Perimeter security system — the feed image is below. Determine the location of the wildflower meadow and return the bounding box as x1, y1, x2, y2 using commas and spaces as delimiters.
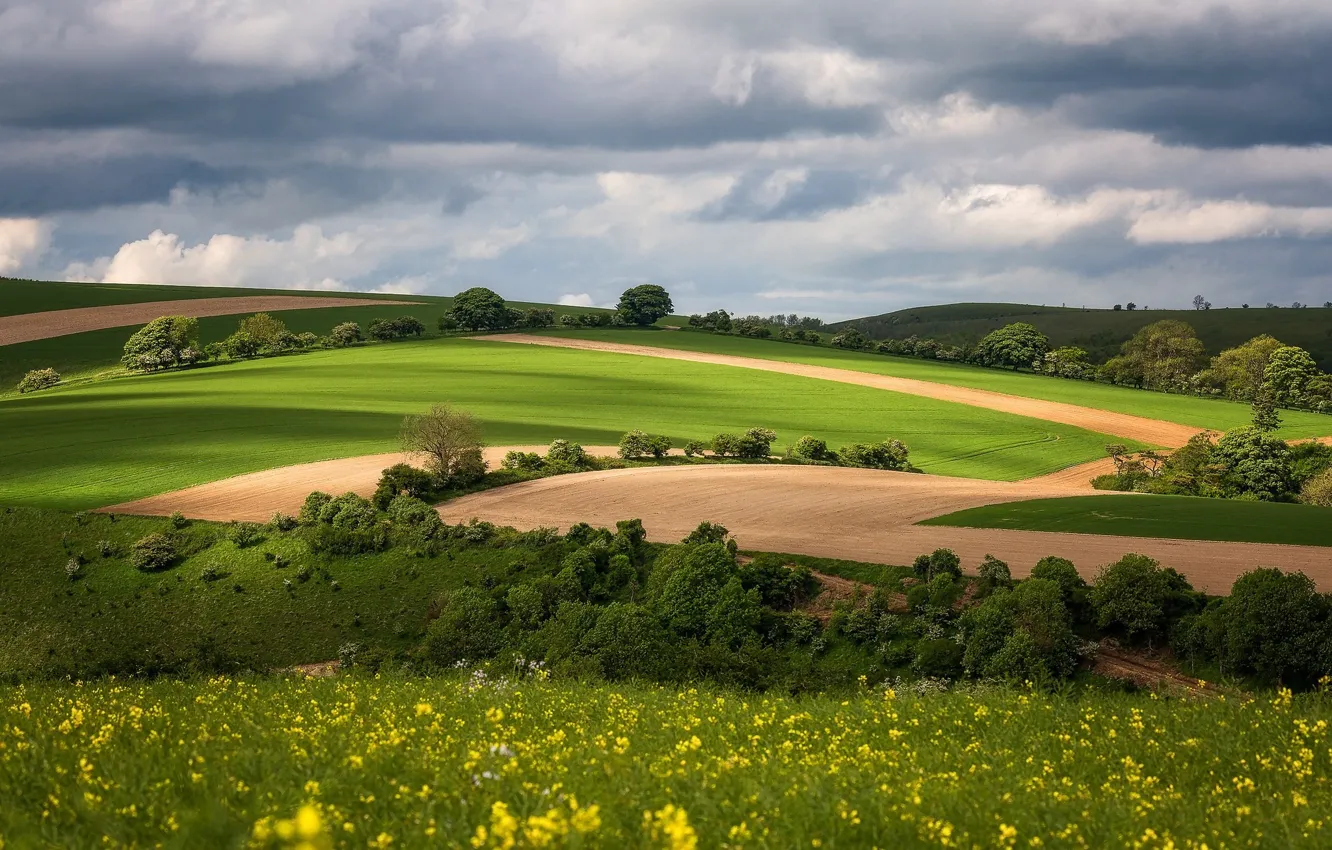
1, 673, 1328, 848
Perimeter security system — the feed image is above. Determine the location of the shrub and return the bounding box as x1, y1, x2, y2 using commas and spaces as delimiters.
961, 579, 1077, 682
830, 328, 868, 350
65, 558, 82, 581
121, 316, 201, 372
976, 554, 1012, 593
521, 308, 555, 328
837, 440, 911, 470
711, 433, 742, 457
1030, 556, 1089, 620
169, 511, 189, 530
97, 540, 114, 558
269, 512, 298, 532
619, 430, 673, 460
557, 314, 579, 327
682, 521, 731, 546
229, 522, 264, 548
298, 491, 333, 525
501, 451, 545, 472
788, 435, 831, 462
369, 316, 426, 341
545, 439, 589, 468
683, 440, 709, 457
372, 463, 439, 509
236, 313, 288, 350
317, 492, 378, 529
425, 588, 501, 665
912, 548, 961, 582
17, 367, 61, 393
330, 322, 363, 346
130, 533, 177, 572
1299, 468, 1332, 507
200, 566, 222, 582
913, 638, 963, 678
1090, 554, 1202, 644
737, 427, 777, 458
1195, 568, 1332, 686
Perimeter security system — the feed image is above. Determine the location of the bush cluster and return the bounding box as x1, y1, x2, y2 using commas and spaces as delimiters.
17, 367, 61, 394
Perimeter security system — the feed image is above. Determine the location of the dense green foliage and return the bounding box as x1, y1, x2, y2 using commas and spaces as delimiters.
614, 284, 674, 326
120, 315, 203, 371
971, 322, 1051, 369
15, 367, 59, 393
923, 494, 1332, 547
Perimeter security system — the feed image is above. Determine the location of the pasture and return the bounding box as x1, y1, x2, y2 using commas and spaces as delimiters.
542, 327, 1332, 440
0, 338, 1124, 510
922, 494, 1332, 547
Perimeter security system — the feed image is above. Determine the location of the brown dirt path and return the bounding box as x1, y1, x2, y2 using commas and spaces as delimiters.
99, 446, 626, 522
0, 296, 421, 346
480, 334, 1201, 448
436, 463, 1332, 592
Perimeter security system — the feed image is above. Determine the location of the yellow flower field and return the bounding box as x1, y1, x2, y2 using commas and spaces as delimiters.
1, 675, 1328, 847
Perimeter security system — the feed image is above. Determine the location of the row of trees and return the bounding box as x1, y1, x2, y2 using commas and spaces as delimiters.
441, 284, 674, 331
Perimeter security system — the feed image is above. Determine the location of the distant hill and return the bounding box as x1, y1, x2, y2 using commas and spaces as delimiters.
830, 303, 1332, 370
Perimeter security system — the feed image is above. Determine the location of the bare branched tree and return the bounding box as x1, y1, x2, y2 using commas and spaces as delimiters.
400, 404, 486, 484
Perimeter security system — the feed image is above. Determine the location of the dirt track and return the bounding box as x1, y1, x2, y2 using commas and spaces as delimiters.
482, 334, 1202, 448
0, 296, 421, 346
438, 464, 1332, 592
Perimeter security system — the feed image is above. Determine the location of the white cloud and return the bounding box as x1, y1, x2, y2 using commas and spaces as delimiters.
452, 224, 532, 260
0, 218, 51, 275
64, 225, 364, 289
1128, 200, 1332, 244
558, 292, 595, 306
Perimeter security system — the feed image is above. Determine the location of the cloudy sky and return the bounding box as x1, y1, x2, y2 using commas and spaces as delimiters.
2, 0, 1332, 317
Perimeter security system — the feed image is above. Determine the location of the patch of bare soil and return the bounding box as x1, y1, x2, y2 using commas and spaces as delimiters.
800, 571, 875, 623
0, 296, 421, 346
482, 334, 1203, 447
1091, 642, 1224, 698
99, 446, 627, 522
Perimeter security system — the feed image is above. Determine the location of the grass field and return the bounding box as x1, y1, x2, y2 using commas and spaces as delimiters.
2, 675, 1328, 847
0, 278, 646, 390
830, 301, 1332, 368
0, 338, 1127, 510
922, 494, 1332, 547
543, 328, 1332, 440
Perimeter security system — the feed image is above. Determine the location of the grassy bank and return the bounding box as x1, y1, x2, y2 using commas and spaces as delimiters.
922, 494, 1332, 546
2, 675, 1328, 847
541, 328, 1332, 440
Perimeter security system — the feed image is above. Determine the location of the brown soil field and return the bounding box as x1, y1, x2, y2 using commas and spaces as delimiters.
0, 296, 421, 346
99, 446, 624, 522
437, 463, 1332, 593
483, 334, 1202, 447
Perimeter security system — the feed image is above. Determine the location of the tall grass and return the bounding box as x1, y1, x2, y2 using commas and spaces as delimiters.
2, 674, 1328, 847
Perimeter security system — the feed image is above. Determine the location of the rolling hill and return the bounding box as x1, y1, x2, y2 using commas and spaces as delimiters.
829, 302, 1332, 368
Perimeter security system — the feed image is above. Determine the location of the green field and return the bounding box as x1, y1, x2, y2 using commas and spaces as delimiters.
543, 328, 1332, 440
0, 338, 1124, 509
3, 675, 1328, 847
0, 278, 643, 390
922, 494, 1332, 546
830, 301, 1332, 368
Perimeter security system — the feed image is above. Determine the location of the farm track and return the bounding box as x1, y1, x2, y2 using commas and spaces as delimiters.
481, 334, 1202, 448
0, 296, 421, 346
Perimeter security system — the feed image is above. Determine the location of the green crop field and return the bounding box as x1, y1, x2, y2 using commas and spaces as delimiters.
0, 278, 645, 390
922, 494, 1332, 547
0, 338, 1124, 510
541, 328, 1332, 441
3, 675, 1329, 848
830, 301, 1332, 368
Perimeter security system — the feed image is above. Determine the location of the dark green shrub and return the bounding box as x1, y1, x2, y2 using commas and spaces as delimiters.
229, 522, 263, 548
121, 316, 202, 372
618, 430, 672, 459
330, 322, 363, 346
683, 440, 709, 457
615, 284, 674, 326
449, 287, 513, 331
200, 566, 221, 582
1030, 556, 1089, 618
169, 511, 189, 530
583, 603, 671, 678
269, 512, 298, 532
976, 554, 1012, 594
425, 588, 501, 665
17, 367, 61, 393
913, 639, 963, 678
130, 533, 177, 572
220, 330, 261, 358
788, 436, 831, 462
545, 440, 589, 468
830, 328, 868, 349
373, 463, 439, 509
736, 427, 777, 458
299, 491, 333, 524
501, 451, 545, 471
838, 440, 911, 470
912, 548, 961, 581
738, 558, 814, 609
682, 521, 730, 546
1090, 554, 1202, 644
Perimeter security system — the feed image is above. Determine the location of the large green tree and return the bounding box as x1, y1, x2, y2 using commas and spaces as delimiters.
615, 284, 674, 326
449, 287, 514, 330
1263, 345, 1318, 407
1202, 335, 1285, 400
1101, 320, 1206, 391
971, 323, 1050, 369
121, 316, 202, 372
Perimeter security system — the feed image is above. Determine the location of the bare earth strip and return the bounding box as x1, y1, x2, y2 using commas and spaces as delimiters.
438, 464, 1332, 593
99, 447, 624, 522
480, 334, 1200, 447
0, 296, 421, 346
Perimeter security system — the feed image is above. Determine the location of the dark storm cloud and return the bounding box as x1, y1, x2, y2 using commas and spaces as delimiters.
937, 17, 1332, 148
696, 170, 872, 222
0, 155, 244, 216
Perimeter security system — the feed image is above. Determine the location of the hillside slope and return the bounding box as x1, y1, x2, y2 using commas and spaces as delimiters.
830, 302, 1332, 368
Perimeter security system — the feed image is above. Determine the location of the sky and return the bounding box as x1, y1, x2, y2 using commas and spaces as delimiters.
2, 0, 1332, 319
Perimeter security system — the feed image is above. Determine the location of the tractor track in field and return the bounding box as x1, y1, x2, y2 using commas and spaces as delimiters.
0, 296, 422, 346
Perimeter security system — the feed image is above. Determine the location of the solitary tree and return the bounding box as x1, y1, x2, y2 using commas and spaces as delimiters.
237, 313, 288, 348
121, 316, 202, 372
1192, 294, 1206, 311
1263, 345, 1318, 407
972, 322, 1051, 369
449, 287, 513, 330
616, 284, 674, 326
400, 404, 486, 484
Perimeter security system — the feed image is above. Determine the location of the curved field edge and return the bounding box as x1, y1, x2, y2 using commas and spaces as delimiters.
0, 338, 1130, 510
540, 328, 1332, 440
2, 676, 1329, 847
920, 494, 1332, 547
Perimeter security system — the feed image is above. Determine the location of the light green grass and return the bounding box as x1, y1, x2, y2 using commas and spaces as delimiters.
0, 338, 1127, 509
543, 328, 1332, 440
921, 494, 1332, 547
3, 675, 1329, 847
